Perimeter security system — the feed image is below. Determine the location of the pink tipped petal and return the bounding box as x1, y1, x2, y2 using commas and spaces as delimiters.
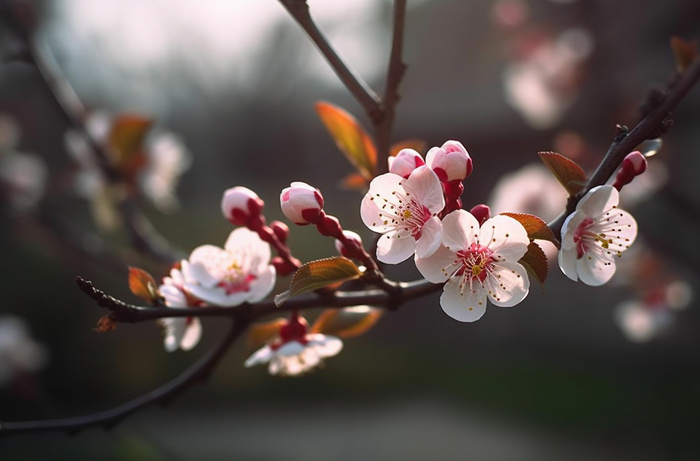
486, 261, 530, 307
360, 192, 391, 233
440, 281, 488, 322
404, 166, 444, 213
576, 254, 616, 286
377, 232, 416, 264
558, 247, 579, 281
577, 185, 618, 217
415, 245, 457, 283
415, 216, 443, 258
441, 209, 479, 251
480, 215, 529, 261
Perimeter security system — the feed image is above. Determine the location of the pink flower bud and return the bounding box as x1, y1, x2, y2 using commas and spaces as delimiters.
426, 140, 473, 182
388, 149, 425, 178
280, 181, 324, 225
269, 220, 290, 244
221, 186, 264, 226
613, 151, 648, 191
469, 204, 491, 225
335, 230, 363, 258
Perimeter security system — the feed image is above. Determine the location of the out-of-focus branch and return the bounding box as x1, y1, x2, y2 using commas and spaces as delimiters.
0, 318, 245, 437
0, 4, 184, 263
548, 57, 700, 238
278, 0, 383, 121
374, 0, 408, 175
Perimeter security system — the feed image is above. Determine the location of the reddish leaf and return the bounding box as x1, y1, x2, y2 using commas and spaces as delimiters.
519, 241, 548, 290
311, 306, 383, 338
108, 115, 152, 178
539, 151, 587, 196
670, 36, 698, 73
94, 315, 117, 333
315, 101, 377, 179
390, 139, 427, 157
340, 172, 370, 192
128, 266, 160, 303
501, 212, 561, 249
274, 257, 363, 306
247, 317, 287, 349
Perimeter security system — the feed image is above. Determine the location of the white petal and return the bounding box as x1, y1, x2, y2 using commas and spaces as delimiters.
440, 280, 488, 322
247, 266, 276, 303
415, 216, 443, 258
560, 211, 585, 250
577, 185, 618, 217
244, 345, 273, 367
224, 227, 271, 263
558, 247, 579, 281
576, 253, 616, 286
415, 245, 455, 283
306, 334, 343, 358
376, 232, 416, 264
404, 166, 444, 213
360, 173, 403, 232
276, 341, 306, 357
180, 318, 202, 351
441, 210, 479, 251
187, 245, 225, 287
485, 261, 530, 307
480, 215, 529, 261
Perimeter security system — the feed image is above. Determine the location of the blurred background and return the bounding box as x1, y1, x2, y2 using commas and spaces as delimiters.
1, 0, 700, 459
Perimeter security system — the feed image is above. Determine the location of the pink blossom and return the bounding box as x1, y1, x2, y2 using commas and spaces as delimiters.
280, 181, 324, 225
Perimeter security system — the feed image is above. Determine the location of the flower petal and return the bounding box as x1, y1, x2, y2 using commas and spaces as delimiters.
415, 245, 455, 283
403, 166, 444, 213
577, 185, 618, 217
440, 280, 488, 322
244, 345, 273, 367
558, 247, 579, 281
361, 173, 403, 233
576, 253, 616, 286
306, 334, 343, 358
560, 211, 585, 250
479, 215, 529, 261
376, 232, 416, 264
441, 209, 479, 251
247, 266, 276, 303
415, 216, 443, 258
485, 261, 530, 307
180, 318, 202, 351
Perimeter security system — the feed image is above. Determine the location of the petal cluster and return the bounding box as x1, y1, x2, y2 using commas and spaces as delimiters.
558, 186, 637, 286
416, 210, 530, 322
244, 317, 342, 376
361, 165, 444, 264
158, 266, 203, 352
182, 227, 276, 306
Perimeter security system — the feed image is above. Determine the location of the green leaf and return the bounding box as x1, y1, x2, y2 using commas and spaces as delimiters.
538, 151, 588, 196
519, 242, 548, 291
274, 257, 363, 306
128, 266, 160, 303
315, 101, 377, 179
311, 306, 383, 338
501, 212, 561, 249
670, 36, 697, 73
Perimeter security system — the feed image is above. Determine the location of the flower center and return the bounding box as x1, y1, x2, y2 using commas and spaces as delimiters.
456, 243, 493, 284
217, 258, 256, 294
573, 217, 616, 259
373, 187, 432, 239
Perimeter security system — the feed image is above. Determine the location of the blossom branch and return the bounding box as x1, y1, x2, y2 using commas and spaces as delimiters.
76, 276, 441, 325
278, 0, 382, 121
0, 319, 246, 437
374, 0, 408, 175
548, 57, 700, 239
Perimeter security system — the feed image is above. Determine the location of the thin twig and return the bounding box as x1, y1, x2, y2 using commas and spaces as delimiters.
278, 0, 383, 121
374, 0, 408, 175
0, 318, 246, 437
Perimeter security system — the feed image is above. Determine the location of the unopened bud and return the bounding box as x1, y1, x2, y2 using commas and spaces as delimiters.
426, 140, 473, 182
613, 151, 647, 191
269, 221, 290, 244
221, 186, 264, 226
388, 148, 425, 178
469, 204, 491, 225
280, 182, 324, 225
335, 230, 364, 258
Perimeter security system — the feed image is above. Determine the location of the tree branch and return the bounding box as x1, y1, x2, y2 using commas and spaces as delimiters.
548, 57, 700, 238
374, 0, 408, 175
0, 318, 246, 437
278, 0, 383, 121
